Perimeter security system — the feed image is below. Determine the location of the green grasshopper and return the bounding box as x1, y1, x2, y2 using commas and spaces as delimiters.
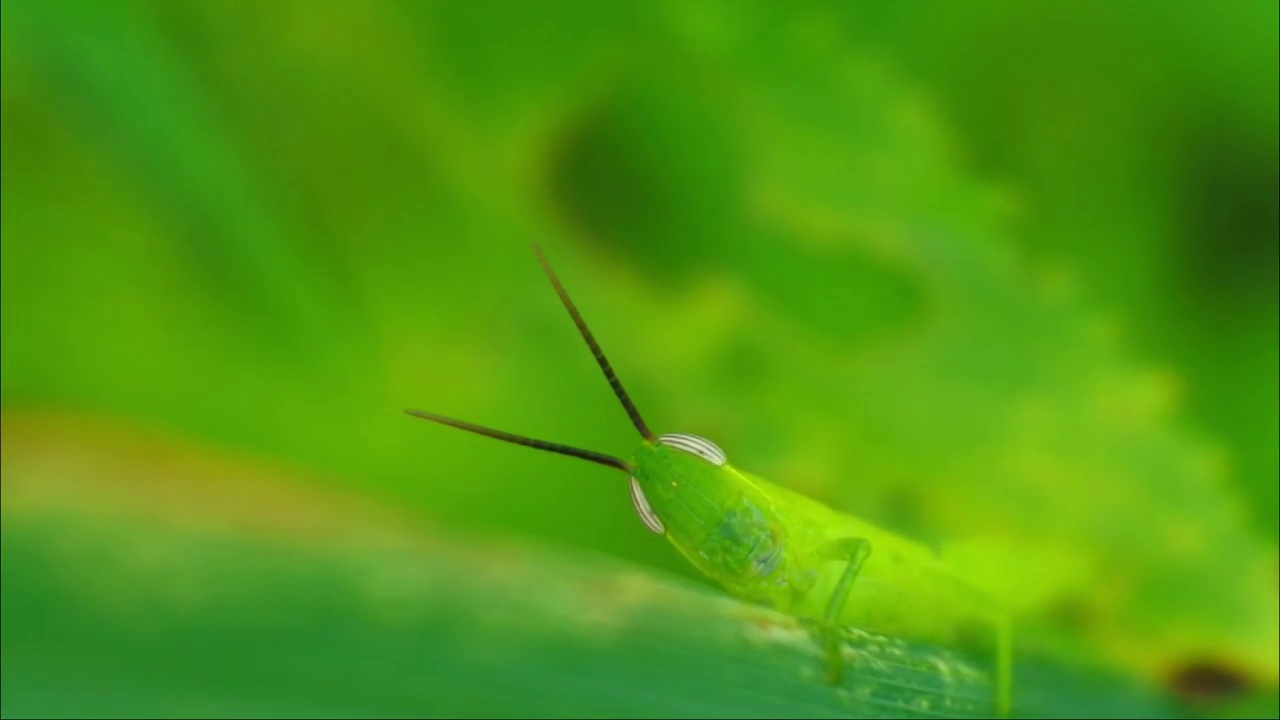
407, 241, 1014, 715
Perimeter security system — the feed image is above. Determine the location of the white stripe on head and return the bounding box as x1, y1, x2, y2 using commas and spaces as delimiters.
629, 476, 665, 534
657, 433, 727, 466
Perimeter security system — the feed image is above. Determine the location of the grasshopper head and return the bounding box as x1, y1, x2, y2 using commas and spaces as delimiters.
628, 433, 731, 537
630, 433, 793, 595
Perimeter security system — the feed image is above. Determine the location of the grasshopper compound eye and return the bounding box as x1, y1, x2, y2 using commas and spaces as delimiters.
657, 433, 727, 466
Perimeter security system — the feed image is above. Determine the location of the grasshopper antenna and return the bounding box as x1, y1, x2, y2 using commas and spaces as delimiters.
531, 240, 655, 441
404, 409, 632, 474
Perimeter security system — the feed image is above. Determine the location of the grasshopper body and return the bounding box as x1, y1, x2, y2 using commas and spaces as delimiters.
631, 440, 1013, 713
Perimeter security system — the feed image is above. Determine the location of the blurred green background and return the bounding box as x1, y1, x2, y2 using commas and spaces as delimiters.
2, 0, 1276, 718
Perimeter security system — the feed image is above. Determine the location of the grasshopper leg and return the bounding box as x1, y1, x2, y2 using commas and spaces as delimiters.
816, 537, 872, 686
811, 539, 1014, 717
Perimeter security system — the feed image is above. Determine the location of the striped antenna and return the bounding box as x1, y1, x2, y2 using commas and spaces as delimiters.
404, 409, 632, 474
531, 240, 655, 441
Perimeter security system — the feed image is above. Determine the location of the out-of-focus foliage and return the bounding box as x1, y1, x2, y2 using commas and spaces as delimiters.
2, 0, 1276, 717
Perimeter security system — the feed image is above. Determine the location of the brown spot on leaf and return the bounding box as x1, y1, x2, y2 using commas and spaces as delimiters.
1166, 660, 1252, 702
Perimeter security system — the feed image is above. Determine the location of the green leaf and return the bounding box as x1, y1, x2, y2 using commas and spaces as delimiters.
1, 411, 1176, 719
